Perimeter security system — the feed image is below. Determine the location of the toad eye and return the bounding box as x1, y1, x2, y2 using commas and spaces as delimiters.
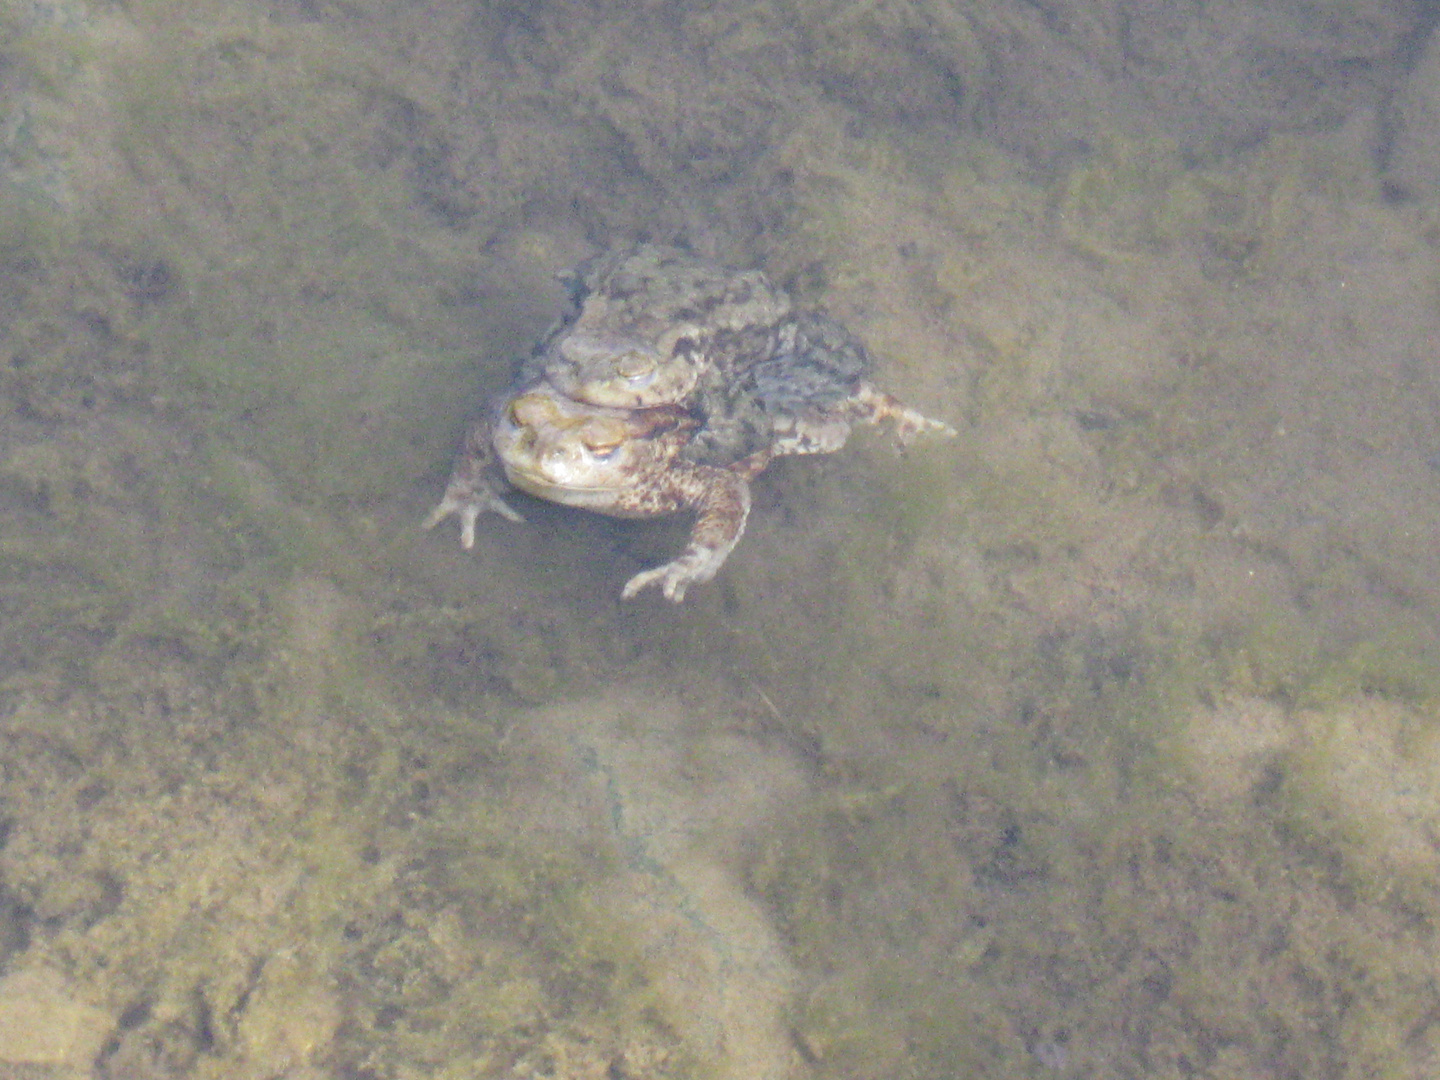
579, 418, 629, 458
613, 352, 656, 384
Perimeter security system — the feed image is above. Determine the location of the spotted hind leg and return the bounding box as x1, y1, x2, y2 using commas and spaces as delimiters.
846, 382, 955, 445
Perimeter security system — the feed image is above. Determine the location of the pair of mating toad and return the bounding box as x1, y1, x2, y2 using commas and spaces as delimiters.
426, 244, 951, 601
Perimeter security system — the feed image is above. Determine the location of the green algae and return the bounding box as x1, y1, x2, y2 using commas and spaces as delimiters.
370, 601, 565, 706
1300, 624, 1440, 709
1057, 134, 1203, 261
1, 565, 688, 1077
0, 541, 132, 684
1055, 124, 1385, 278
744, 665, 1440, 1078
1, 2, 1439, 1078
716, 90, 1440, 1077
1192, 595, 1440, 719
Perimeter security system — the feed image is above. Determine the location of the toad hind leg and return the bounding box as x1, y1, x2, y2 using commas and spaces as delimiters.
621, 465, 752, 602
767, 382, 954, 461
848, 382, 955, 445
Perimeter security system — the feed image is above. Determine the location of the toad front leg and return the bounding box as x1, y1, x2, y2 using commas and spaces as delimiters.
423, 415, 524, 548
621, 463, 752, 603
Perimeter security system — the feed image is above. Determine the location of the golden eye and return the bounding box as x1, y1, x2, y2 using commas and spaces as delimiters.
580, 417, 628, 456
614, 352, 656, 381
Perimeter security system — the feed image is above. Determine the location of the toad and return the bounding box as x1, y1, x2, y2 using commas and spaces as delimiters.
425, 244, 952, 601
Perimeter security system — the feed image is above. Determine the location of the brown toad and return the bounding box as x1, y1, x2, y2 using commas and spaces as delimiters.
425, 244, 952, 601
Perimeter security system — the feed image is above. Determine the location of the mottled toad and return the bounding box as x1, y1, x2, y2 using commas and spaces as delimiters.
425, 244, 952, 601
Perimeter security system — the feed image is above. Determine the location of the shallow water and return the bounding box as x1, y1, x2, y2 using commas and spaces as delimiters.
2, 1, 1439, 1077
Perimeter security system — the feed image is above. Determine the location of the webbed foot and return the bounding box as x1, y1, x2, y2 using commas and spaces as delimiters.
620, 465, 751, 602
423, 483, 523, 549
851, 383, 955, 446
621, 555, 716, 603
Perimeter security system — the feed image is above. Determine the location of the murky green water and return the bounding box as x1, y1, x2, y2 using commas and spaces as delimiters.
2, 1, 1439, 1077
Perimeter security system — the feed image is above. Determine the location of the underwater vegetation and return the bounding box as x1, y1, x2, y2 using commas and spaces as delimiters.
1, 0, 1437, 1077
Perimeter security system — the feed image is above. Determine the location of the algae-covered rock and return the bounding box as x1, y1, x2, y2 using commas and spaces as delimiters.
0, 966, 111, 1071
1285, 696, 1440, 881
